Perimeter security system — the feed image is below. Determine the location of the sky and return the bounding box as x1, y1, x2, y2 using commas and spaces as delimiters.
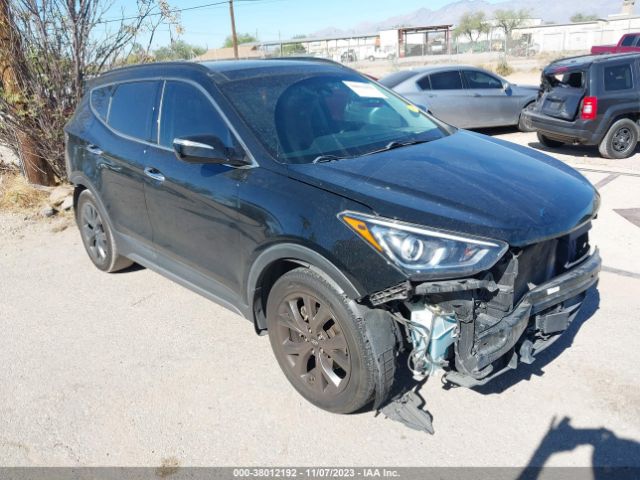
110, 0, 504, 50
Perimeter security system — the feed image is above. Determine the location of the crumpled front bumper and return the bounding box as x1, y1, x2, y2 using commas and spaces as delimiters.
445, 249, 601, 388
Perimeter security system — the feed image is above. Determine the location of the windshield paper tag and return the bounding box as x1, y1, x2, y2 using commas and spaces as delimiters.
343, 81, 387, 99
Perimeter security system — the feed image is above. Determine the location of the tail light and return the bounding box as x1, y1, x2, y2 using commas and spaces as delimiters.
581, 97, 598, 120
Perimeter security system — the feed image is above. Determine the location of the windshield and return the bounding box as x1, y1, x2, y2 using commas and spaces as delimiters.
218, 71, 448, 164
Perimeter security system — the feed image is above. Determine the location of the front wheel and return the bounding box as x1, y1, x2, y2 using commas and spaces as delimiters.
266, 267, 395, 413
599, 118, 638, 159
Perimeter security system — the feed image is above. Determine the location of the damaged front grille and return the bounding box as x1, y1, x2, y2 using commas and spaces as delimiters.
397, 223, 596, 385
483, 222, 592, 322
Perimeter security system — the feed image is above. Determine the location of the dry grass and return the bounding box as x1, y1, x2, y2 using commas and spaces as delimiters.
495, 59, 514, 77
0, 172, 49, 212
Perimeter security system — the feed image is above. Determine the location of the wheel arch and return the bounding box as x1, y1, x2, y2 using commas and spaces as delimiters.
70, 173, 95, 210
69, 173, 118, 235
594, 107, 640, 143
246, 243, 365, 333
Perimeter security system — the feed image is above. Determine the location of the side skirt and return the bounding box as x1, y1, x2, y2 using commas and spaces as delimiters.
115, 232, 252, 321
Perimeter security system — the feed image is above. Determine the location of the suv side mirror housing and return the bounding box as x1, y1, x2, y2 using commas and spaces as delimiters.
173, 135, 248, 167
503, 81, 512, 94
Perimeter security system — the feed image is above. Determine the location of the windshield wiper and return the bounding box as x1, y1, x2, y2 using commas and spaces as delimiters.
361, 139, 432, 157
312, 154, 351, 164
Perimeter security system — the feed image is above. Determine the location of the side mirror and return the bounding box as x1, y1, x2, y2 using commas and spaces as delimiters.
503, 81, 512, 94
173, 135, 248, 166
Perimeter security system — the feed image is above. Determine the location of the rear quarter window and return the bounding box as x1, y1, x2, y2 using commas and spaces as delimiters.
90, 86, 113, 121
416, 75, 431, 90
604, 64, 633, 91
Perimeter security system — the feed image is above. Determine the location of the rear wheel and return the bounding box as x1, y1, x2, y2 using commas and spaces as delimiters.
266, 267, 394, 413
518, 102, 536, 132
76, 190, 132, 272
599, 118, 638, 159
537, 132, 565, 149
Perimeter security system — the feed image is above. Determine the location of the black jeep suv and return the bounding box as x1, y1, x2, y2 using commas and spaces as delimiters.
522, 52, 640, 159
65, 59, 601, 414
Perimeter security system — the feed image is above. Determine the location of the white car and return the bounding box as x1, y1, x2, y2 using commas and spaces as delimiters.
366, 49, 396, 61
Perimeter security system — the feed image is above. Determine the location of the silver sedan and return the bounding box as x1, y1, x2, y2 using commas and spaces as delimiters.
380, 65, 539, 130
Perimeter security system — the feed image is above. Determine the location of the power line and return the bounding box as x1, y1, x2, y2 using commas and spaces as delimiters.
97, 0, 267, 24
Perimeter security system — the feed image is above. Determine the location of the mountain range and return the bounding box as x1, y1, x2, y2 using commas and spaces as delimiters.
312, 0, 635, 37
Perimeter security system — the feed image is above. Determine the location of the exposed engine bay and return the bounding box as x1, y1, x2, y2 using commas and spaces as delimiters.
371, 223, 600, 388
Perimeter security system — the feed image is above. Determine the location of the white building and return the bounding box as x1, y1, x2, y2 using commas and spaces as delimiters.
516, 15, 640, 52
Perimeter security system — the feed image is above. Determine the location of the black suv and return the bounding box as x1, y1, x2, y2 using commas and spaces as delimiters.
65, 59, 601, 415
522, 53, 640, 159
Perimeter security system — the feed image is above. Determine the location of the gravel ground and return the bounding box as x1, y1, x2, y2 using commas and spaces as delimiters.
1, 130, 640, 469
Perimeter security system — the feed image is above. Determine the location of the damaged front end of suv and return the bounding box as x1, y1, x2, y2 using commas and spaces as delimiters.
341, 210, 601, 390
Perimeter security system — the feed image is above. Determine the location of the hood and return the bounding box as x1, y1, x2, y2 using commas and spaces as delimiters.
287, 130, 599, 247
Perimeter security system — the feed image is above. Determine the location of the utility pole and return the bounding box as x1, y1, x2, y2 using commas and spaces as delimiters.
0, 0, 54, 185
228, 0, 239, 59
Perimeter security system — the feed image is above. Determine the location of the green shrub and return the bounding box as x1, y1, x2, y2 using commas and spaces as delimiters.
496, 59, 514, 76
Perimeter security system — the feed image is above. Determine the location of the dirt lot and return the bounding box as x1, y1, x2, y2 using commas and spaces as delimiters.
1, 128, 640, 468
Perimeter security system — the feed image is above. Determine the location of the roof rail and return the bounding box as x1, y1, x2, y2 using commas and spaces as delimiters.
264, 56, 345, 67
99, 60, 206, 76
548, 53, 594, 65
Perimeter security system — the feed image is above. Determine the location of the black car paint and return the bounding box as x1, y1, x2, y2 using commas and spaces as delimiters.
289, 130, 598, 251
523, 53, 640, 145
65, 60, 599, 333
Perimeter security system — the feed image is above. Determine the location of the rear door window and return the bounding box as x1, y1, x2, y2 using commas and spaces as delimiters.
604, 64, 633, 91
158, 81, 234, 149
429, 71, 463, 90
108, 81, 159, 141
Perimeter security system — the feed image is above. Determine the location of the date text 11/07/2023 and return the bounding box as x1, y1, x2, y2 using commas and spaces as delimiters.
232, 468, 401, 478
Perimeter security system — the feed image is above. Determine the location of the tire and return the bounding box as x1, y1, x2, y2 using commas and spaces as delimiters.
76, 189, 133, 273
518, 102, 536, 132
266, 267, 394, 414
599, 118, 639, 159
537, 132, 565, 149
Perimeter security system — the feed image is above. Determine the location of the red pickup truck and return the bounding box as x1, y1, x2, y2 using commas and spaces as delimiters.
591, 33, 640, 54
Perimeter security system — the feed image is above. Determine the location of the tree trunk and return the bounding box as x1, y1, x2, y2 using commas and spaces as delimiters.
0, 0, 56, 185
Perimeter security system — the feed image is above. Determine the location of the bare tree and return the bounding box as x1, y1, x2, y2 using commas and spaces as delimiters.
0, 0, 175, 185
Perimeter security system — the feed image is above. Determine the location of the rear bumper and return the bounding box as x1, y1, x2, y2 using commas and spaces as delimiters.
521, 111, 601, 145
445, 249, 601, 387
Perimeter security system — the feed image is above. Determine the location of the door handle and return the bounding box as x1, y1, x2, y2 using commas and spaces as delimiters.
144, 167, 165, 182
86, 144, 103, 155
472, 93, 482, 98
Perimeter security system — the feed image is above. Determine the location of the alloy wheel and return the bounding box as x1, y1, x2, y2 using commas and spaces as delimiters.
80, 202, 108, 264
274, 293, 351, 397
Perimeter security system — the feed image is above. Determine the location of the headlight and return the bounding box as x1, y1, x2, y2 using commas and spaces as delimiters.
339, 211, 508, 278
